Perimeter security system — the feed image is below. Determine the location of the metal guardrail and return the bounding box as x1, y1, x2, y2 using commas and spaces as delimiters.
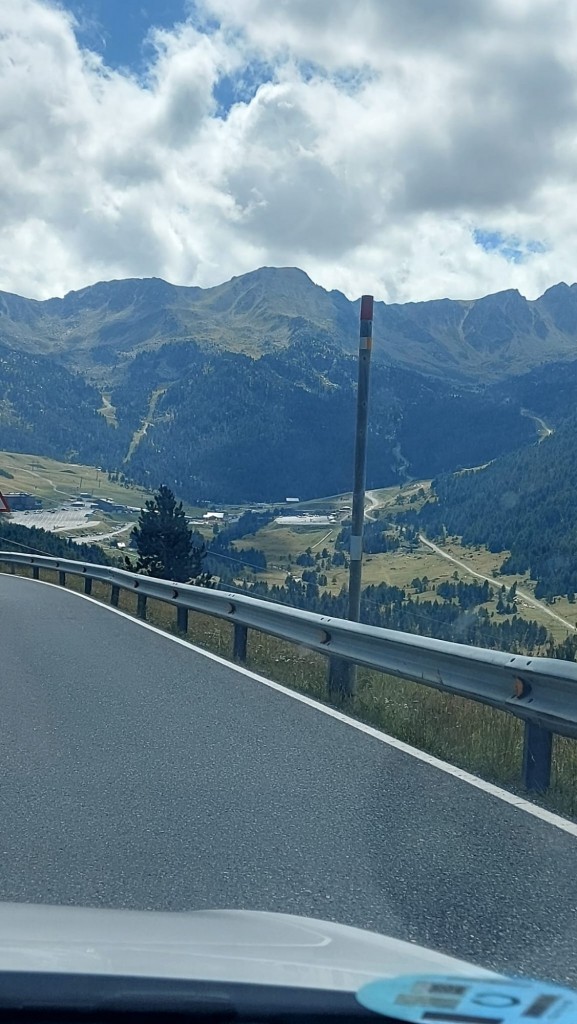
2, 550, 577, 795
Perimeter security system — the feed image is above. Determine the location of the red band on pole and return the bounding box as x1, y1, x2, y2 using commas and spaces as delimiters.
360, 295, 374, 321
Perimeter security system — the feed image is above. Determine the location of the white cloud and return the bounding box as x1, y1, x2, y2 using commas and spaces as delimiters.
0, 0, 576, 302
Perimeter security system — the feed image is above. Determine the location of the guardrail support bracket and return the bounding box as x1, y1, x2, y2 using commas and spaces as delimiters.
327, 656, 355, 703
522, 721, 553, 793
137, 593, 147, 620
233, 623, 248, 663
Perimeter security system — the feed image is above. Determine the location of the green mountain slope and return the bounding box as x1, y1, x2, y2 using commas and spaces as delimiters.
0, 342, 116, 465
117, 339, 537, 502
1, 269, 577, 507
0, 328, 545, 504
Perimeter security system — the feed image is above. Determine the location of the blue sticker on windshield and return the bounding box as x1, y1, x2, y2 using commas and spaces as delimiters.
356, 973, 577, 1022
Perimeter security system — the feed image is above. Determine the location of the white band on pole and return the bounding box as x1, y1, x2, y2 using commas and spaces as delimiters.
350, 535, 363, 560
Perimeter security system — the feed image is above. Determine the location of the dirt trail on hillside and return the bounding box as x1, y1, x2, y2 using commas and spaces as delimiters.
419, 535, 575, 633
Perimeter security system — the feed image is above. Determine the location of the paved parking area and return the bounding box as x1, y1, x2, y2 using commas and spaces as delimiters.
10, 508, 102, 533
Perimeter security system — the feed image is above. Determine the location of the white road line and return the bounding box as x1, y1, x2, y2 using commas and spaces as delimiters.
6, 573, 577, 839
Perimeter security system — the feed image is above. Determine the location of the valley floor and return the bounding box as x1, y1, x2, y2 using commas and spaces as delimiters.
2, 449, 574, 649
230, 481, 576, 647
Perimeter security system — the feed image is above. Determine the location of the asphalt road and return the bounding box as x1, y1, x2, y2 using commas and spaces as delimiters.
2, 574, 577, 984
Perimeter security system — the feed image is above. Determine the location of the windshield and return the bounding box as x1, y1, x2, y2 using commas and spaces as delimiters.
1, 0, 576, 1003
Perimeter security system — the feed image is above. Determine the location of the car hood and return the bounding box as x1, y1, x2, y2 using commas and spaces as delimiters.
0, 903, 494, 992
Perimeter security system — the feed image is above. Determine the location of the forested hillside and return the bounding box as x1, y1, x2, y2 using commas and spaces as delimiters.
0, 329, 555, 504
0, 344, 118, 467
122, 339, 536, 501
415, 418, 577, 599
490, 358, 577, 427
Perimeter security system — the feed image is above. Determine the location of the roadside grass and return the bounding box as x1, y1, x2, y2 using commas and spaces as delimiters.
7, 562, 577, 821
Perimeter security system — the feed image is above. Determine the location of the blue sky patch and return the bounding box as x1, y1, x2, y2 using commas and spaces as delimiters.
213, 62, 274, 117
473, 228, 547, 263
65, 1, 265, 116
66, 0, 192, 75
64, 2, 368, 115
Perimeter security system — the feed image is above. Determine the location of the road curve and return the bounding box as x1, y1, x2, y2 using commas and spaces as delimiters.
1, 574, 577, 984
364, 490, 380, 521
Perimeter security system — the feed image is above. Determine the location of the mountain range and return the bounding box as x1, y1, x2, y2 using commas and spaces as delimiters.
0, 267, 576, 503
2, 267, 577, 381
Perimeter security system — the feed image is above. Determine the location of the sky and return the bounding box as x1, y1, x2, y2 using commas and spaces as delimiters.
1, 0, 577, 302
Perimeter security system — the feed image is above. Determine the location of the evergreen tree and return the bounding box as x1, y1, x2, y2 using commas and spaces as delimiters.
130, 485, 208, 583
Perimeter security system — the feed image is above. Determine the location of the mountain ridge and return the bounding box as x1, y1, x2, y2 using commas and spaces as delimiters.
0, 267, 576, 506
0, 268, 576, 382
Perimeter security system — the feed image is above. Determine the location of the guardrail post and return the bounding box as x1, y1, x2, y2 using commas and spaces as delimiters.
32, 566, 40, 580
136, 593, 147, 620
327, 656, 353, 703
233, 623, 248, 663
110, 585, 120, 607
176, 606, 188, 634
9, 564, 15, 574
84, 577, 93, 595
522, 722, 553, 793
58, 570, 66, 587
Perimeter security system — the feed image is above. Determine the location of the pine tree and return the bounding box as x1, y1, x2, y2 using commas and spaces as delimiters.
130, 485, 209, 583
